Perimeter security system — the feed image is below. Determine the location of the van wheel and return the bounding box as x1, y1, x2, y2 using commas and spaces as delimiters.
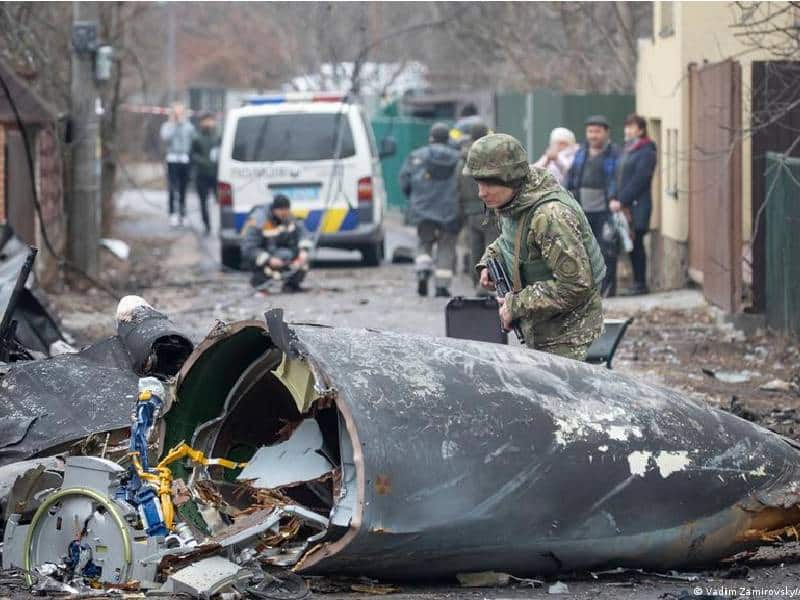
360, 240, 383, 267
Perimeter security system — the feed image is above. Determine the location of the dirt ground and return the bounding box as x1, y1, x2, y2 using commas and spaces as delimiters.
30, 186, 800, 599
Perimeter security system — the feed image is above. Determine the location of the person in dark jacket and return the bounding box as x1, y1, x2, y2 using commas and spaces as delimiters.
566, 115, 620, 297
190, 112, 220, 235
399, 122, 461, 297
456, 121, 492, 293
610, 114, 657, 296
240, 195, 312, 292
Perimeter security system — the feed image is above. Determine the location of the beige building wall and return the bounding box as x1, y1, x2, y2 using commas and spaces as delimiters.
636, 1, 686, 243
636, 1, 794, 288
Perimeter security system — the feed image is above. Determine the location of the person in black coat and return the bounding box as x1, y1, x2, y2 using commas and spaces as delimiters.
610, 114, 657, 296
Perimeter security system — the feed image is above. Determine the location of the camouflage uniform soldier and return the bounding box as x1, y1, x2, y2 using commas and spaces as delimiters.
467, 134, 606, 360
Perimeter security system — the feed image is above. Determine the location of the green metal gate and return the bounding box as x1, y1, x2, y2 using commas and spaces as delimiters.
372, 117, 438, 211
765, 152, 800, 336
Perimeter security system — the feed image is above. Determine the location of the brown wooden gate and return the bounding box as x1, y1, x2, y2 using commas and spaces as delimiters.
688, 60, 742, 313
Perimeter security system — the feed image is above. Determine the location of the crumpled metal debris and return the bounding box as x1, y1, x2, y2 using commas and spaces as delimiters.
701, 367, 756, 384
456, 571, 542, 588
9, 301, 800, 595
0, 295, 193, 468
0, 231, 68, 359
760, 378, 798, 393
161, 556, 251, 599
99, 238, 131, 261
548, 581, 569, 594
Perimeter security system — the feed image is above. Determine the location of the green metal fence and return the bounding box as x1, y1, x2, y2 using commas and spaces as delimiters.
373, 90, 635, 211
493, 90, 634, 159
495, 92, 527, 149
372, 117, 440, 210
765, 152, 800, 337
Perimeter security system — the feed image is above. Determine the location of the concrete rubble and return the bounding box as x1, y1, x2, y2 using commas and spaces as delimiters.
3, 290, 800, 597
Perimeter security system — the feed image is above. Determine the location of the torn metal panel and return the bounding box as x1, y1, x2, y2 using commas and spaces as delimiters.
0, 298, 193, 467
0, 230, 64, 357
0, 457, 64, 520
0, 416, 37, 449
0, 341, 139, 466
169, 317, 800, 578
272, 355, 323, 413
237, 420, 333, 489
161, 556, 252, 599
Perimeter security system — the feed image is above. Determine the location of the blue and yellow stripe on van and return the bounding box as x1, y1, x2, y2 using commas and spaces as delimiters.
292, 208, 359, 233
234, 208, 359, 234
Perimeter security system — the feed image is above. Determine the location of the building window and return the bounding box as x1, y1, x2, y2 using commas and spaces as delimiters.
660, 1, 675, 37
665, 128, 679, 199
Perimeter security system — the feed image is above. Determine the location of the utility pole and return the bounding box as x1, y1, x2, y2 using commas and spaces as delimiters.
166, 2, 176, 102
69, 1, 101, 280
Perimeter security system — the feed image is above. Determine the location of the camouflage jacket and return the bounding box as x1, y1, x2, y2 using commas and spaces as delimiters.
478, 168, 603, 359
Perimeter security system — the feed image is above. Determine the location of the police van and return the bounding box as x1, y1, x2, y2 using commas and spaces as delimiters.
216, 93, 394, 268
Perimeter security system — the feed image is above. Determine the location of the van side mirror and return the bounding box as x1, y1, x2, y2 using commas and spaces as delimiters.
379, 136, 397, 159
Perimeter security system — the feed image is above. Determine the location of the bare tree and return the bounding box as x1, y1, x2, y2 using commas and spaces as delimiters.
0, 2, 168, 238
732, 1, 800, 58
434, 1, 651, 93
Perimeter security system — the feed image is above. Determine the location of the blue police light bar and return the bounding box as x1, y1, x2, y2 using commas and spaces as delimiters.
247, 92, 346, 106
248, 95, 286, 105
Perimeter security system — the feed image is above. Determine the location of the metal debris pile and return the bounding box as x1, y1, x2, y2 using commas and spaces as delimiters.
6, 292, 800, 597
0, 363, 343, 598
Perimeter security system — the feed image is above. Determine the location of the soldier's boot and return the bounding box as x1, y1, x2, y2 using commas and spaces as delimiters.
434, 269, 452, 298
417, 271, 431, 297
415, 254, 434, 297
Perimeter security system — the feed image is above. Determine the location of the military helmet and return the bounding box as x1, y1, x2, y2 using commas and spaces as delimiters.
429, 122, 450, 144
464, 133, 529, 183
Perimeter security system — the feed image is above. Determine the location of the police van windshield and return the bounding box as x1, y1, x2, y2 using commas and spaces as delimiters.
232, 113, 356, 162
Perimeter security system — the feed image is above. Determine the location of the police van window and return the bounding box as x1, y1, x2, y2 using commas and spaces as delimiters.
232, 113, 356, 162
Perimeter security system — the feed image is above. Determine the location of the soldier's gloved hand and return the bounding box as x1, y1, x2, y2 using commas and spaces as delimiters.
497, 293, 513, 331
479, 267, 496, 291
255, 252, 270, 267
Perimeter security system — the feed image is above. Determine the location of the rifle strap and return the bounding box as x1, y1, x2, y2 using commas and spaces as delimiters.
511, 210, 530, 293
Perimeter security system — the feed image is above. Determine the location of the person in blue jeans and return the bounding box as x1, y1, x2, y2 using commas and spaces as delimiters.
566, 115, 620, 297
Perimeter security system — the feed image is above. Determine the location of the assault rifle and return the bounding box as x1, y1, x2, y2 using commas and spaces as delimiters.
486, 256, 525, 345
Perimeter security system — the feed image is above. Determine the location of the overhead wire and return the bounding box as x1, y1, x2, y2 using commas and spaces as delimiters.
0, 68, 121, 300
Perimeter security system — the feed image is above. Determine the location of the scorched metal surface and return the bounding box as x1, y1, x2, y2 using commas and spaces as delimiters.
177, 316, 800, 578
